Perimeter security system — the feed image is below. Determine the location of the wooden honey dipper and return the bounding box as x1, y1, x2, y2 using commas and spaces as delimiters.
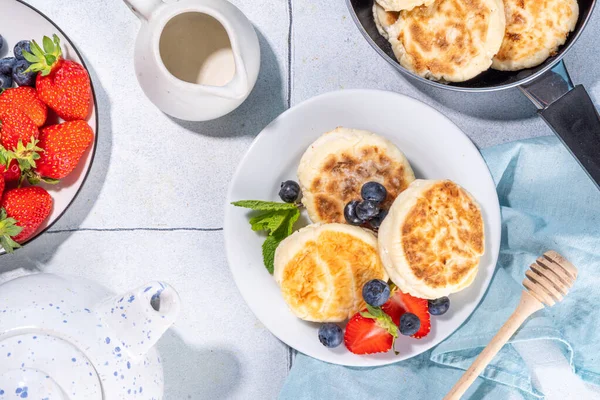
444, 251, 578, 400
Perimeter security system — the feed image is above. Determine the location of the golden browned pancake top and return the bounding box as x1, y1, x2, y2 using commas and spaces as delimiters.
492, 0, 578, 70
401, 180, 484, 289
389, 0, 505, 82
402, 0, 490, 76
280, 229, 386, 321
310, 145, 412, 223
383, 10, 400, 26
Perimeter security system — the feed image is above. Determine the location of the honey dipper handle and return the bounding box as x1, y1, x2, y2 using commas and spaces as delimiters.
443, 291, 544, 400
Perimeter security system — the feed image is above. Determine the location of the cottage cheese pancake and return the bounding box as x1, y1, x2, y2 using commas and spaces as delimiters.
378, 180, 484, 299
298, 127, 415, 224
492, 0, 578, 71
274, 223, 388, 322
376, 0, 434, 12
388, 0, 505, 82
374, 3, 400, 39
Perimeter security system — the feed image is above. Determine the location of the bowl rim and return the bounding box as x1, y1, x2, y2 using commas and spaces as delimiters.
0, 0, 99, 255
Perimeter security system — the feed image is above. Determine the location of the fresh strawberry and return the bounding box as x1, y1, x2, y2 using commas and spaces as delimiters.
29, 120, 93, 181
344, 305, 399, 355
22, 35, 91, 121
0, 174, 4, 197
0, 87, 48, 127
0, 159, 21, 183
0, 108, 39, 151
382, 290, 431, 339
0, 138, 43, 184
0, 186, 52, 251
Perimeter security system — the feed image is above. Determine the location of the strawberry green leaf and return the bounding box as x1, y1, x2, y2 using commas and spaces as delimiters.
0, 208, 23, 254
44, 55, 56, 66
361, 305, 399, 339
41, 177, 60, 185
22, 51, 38, 64
13, 138, 42, 171
30, 41, 45, 58
52, 34, 62, 57
42, 36, 55, 54
22, 36, 62, 76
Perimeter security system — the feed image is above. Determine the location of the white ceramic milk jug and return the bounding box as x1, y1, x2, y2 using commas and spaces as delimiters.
124, 0, 260, 121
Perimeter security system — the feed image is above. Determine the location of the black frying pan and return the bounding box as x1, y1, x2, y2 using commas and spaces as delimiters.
347, 0, 600, 188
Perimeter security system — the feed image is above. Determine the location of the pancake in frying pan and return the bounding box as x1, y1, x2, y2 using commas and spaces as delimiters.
388, 0, 506, 82
274, 223, 388, 322
492, 0, 579, 71
373, 2, 400, 40
375, 0, 434, 13
378, 180, 485, 299
298, 127, 415, 224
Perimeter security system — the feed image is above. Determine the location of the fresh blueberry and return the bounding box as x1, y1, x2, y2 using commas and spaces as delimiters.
0, 73, 12, 89
0, 57, 16, 75
428, 297, 450, 316
12, 59, 36, 87
369, 209, 388, 230
318, 323, 343, 348
14, 40, 31, 61
279, 180, 300, 203
356, 200, 379, 221
362, 279, 390, 307
361, 182, 387, 204
344, 200, 363, 225
0, 35, 4, 54
399, 313, 421, 336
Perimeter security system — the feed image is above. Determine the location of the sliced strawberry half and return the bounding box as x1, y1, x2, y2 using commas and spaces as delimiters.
382, 290, 431, 339
344, 305, 398, 355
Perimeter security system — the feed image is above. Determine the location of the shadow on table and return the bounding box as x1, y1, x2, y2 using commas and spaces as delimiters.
167, 28, 286, 138
0, 60, 112, 273
158, 329, 242, 399
401, 69, 538, 122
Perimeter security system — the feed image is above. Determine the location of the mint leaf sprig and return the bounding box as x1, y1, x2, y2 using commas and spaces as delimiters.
232, 200, 300, 274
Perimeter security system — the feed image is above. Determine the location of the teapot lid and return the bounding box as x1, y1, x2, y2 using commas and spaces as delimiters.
0, 334, 102, 399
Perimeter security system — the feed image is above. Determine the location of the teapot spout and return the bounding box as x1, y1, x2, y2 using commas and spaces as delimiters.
98, 282, 181, 361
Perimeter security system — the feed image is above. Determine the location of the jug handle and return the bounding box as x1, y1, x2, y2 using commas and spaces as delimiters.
123, 0, 163, 20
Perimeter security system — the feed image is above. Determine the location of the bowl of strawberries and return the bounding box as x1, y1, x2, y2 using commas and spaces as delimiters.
0, 2, 98, 255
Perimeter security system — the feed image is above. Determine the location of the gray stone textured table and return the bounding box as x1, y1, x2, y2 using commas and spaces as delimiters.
1, 0, 599, 398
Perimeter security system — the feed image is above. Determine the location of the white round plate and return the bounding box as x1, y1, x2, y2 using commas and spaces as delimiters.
0, 0, 98, 255
224, 90, 501, 367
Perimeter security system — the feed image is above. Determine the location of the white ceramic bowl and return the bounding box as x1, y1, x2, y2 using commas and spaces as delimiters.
0, 0, 98, 255
224, 89, 501, 367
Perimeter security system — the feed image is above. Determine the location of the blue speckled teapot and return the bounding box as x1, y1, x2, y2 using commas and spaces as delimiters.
0, 274, 180, 399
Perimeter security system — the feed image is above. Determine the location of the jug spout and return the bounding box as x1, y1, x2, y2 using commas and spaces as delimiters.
201, 59, 250, 101
223, 65, 250, 100
98, 282, 181, 361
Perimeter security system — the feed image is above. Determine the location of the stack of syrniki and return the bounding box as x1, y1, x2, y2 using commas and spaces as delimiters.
373, 0, 579, 81
274, 127, 485, 330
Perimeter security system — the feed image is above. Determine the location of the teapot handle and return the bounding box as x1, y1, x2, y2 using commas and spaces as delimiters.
123, 0, 163, 20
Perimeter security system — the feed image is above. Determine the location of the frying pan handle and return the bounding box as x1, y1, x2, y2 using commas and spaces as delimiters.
520, 61, 600, 189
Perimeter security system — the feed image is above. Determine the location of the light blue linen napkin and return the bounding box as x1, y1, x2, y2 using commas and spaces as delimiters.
280, 136, 600, 399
